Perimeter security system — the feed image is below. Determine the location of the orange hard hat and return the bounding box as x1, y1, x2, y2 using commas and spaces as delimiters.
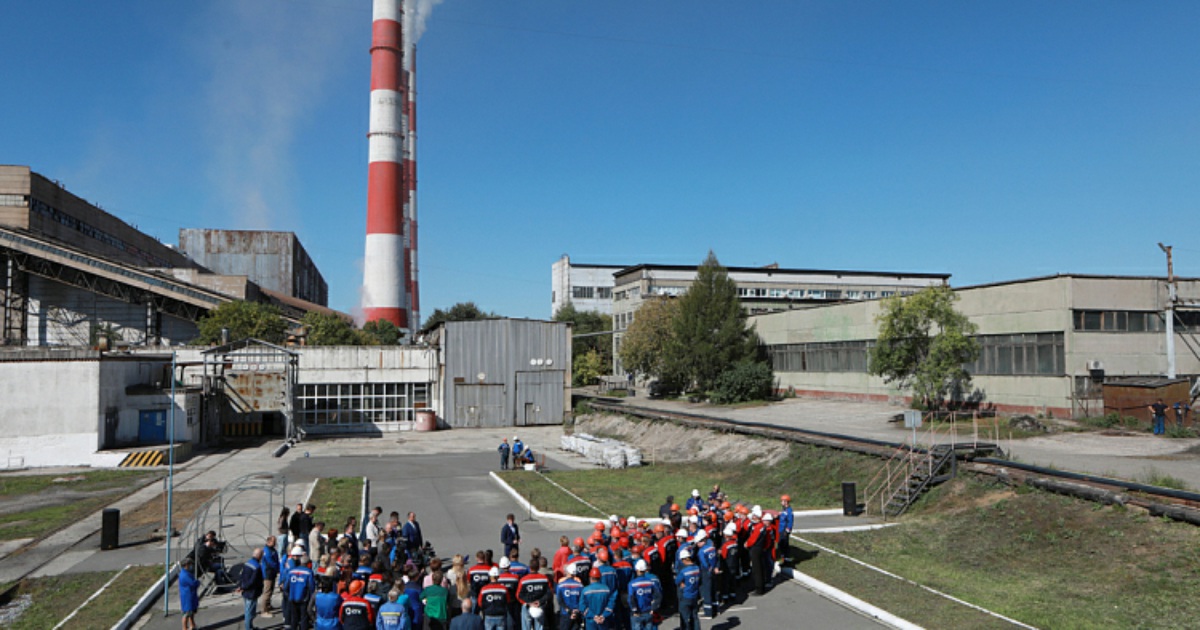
723, 511, 734, 522
670, 504, 679, 511
595, 522, 606, 531
573, 537, 585, 548
688, 507, 698, 516
596, 547, 609, 562
348, 580, 364, 595
590, 567, 602, 579
781, 494, 791, 503
653, 524, 665, 534
721, 501, 731, 509
736, 505, 749, 515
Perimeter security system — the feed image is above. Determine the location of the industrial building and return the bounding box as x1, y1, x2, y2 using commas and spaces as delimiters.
0, 318, 570, 468
0, 165, 333, 347
551, 255, 623, 316
611, 263, 950, 374
179, 229, 328, 306
753, 274, 1200, 418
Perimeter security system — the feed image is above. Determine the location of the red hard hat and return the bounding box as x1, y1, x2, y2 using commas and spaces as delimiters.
781, 494, 791, 503
596, 547, 609, 562
590, 567, 602, 579
595, 522, 606, 531
637, 520, 648, 529
619, 517, 628, 526
573, 537, 585, 548
670, 504, 679, 511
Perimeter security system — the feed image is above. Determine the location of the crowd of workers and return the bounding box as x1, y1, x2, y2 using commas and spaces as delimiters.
177, 484, 797, 630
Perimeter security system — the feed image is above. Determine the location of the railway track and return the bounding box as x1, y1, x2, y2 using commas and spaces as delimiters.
584, 398, 1200, 526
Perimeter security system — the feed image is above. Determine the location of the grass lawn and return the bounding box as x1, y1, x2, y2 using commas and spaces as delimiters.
308, 477, 364, 528
0, 470, 160, 541
510, 442, 880, 518
4, 564, 163, 629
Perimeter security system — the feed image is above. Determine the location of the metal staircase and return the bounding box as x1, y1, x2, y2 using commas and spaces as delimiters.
863, 413, 1006, 518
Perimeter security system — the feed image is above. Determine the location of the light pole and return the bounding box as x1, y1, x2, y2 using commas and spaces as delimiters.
1159, 243, 1176, 378
163, 350, 176, 615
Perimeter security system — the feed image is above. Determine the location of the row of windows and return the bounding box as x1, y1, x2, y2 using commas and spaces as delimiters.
0, 193, 26, 206
295, 382, 430, 425
30, 198, 175, 268
1072, 310, 1164, 332
571, 286, 613, 300
767, 332, 1067, 377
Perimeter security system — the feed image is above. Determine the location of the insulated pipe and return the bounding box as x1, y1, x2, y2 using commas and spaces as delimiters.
363, 0, 409, 329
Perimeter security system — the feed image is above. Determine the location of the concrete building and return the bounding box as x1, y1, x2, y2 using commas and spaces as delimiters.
612, 263, 950, 374
0, 165, 334, 347
179, 229, 328, 306
551, 255, 623, 316
753, 274, 1200, 418
0, 347, 196, 468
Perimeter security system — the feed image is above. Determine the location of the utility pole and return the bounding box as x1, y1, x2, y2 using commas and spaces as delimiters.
1159, 243, 1176, 378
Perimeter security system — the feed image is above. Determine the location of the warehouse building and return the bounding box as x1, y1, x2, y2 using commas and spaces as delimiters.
612, 263, 950, 375
753, 274, 1200, 418
0, 165, 334, 347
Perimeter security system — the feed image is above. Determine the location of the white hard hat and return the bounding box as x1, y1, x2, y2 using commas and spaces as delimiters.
724, 524, 736, 537
693, 530, 707, 542
609, 514, 619, 523
635, 559, 648, 572
499, 557, 510, 569
529, 605, 544, 619
688, 515, 699, 525
751, 505, 762, 517
764, 513, 774, 521
628, 515, 637, 524
291, 546, 305, 556
675, 528, 688, 538
692, 489, 700, 497
679, 549, 691, 560
488, 567, 500, 578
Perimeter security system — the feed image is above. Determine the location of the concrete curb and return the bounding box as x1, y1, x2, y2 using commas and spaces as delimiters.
782, 566, 923, 630
795, 523, 898, 534
114, 564, 179, 630
488, 472, 923, 629
52, 564, 130, 630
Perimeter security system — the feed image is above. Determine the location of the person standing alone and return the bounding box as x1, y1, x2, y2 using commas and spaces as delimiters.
501, 514, 521, 559
498, 439, 511, 470
1150, 398, 1168, 435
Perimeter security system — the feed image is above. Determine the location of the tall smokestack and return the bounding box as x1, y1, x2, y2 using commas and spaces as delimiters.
405, 45, 419, 329
363, 0, 410, 330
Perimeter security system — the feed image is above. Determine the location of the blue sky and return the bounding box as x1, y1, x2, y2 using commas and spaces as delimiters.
4, 1, 1198, 321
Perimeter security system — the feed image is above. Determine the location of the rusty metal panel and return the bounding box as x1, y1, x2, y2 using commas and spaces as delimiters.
224, 370, 287, 413
1102, 379, 1189, 422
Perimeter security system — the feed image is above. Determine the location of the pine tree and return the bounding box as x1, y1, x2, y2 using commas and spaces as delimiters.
667, 251, 760, 393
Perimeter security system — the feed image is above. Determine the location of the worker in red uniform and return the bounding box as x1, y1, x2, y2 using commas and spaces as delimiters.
339, 579, 375, 630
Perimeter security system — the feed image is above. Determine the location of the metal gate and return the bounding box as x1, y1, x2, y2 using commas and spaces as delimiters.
515, 370, 564, 426
454, 384, 505, 428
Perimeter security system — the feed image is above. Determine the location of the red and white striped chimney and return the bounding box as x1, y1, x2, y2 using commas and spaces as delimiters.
363, 0, 410, 330
404, 45, 420, 330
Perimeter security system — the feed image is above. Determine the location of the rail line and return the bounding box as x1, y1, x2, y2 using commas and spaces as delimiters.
584, 398, 1200, 525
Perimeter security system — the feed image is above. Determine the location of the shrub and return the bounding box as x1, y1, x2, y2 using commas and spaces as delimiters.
710, 361, 775, 404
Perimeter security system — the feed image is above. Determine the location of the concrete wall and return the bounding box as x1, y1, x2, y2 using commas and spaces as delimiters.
0, 358, 100, 437
296, 346, 438, 385
98, 358, 192, 447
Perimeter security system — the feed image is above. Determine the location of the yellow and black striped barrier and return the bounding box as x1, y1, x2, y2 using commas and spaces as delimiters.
222, 421, 262, 438
119, 450, 165, 467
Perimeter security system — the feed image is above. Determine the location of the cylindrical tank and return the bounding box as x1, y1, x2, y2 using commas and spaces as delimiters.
414, 410, 437, 431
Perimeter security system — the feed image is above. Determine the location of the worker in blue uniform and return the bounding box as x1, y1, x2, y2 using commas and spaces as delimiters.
694, 530, 718, 619
580, 567, 615, 630
676, 551, 701, 630
556, 571, 584, 630
627, 560, 662, 630
312, 578, 343, 630
777, 495, 794, 566
285, 550, 316, 630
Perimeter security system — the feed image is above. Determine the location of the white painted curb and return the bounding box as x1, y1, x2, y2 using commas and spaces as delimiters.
783, 566, 924, 630
489, 471, 598, 524
795, 524, 898, 534
113, 564, 179, 630
53, 565, 129, 630
794, 508, 845, 517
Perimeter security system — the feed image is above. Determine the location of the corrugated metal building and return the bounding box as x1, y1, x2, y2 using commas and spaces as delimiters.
179, 229, 328, 306
440, 319, 571, 428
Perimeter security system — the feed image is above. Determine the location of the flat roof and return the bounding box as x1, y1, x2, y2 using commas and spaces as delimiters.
613, 263, 951, 280
955, 273, 1196, 292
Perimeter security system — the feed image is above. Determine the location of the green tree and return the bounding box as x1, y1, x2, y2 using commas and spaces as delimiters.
301, 312, 361, 346
554, 302, 613, 376
361, 318, 404, 345
572, 349, 606, 388
711, 361, 776, 404
667, 252, 760, 393
868, 286, 980, 409
420, 302, 494, 335
618, 297, 680, 382
195, 300, 288, 345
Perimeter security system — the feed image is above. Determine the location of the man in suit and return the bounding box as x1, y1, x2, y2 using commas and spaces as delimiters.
501, 513, 521, 558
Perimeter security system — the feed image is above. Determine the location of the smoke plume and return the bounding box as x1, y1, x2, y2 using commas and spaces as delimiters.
404, 0, 444, 46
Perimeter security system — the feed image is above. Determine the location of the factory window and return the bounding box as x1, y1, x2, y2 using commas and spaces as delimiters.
1072, 310, 1163, 333
863, 291, 877, 299
573, 286, 595, 300
881, 291, 895, 297
295, 382, 430, 425
596, 287, 612, 299
826, 290, 842, 300
0, 193, 26, 206
966, 332, 1065, 376
767, 340, 874, 373
846, 291, 861, 299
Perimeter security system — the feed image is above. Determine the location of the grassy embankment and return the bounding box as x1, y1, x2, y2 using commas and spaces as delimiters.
308, 476, 365, 530
5, 564, 163, 629
0, 470, 159, 541
503, 443, 1200, 629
